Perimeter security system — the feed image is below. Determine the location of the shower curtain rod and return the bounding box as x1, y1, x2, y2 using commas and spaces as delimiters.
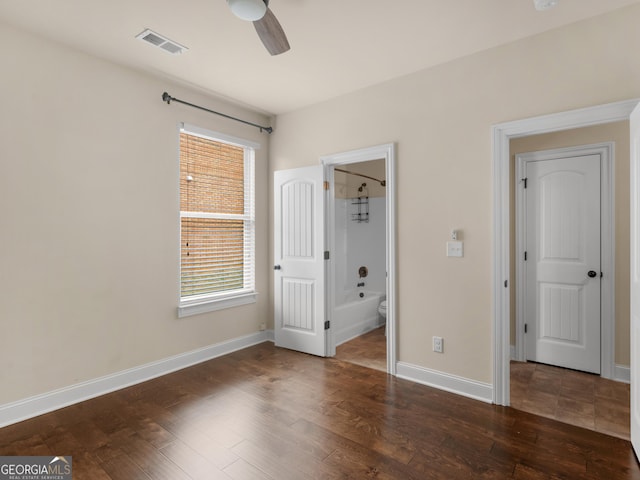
162, 92, 273, 134
334, 168, 386, 187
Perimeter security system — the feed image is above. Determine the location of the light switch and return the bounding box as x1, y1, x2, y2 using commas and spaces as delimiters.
447, 241, 463, 257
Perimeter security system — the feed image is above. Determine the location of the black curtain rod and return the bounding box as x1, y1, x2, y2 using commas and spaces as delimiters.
162, 92, 273, 134
335, 168, 386, 187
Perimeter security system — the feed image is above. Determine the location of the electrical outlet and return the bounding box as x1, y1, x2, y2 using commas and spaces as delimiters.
433, 336, 443, 353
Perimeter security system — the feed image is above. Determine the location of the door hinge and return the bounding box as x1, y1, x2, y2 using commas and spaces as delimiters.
504, 280, 508, 288
324, 181, 329, 190
524, 251, 527, 261
522, 177, 528, 189
524, 324, 528, 334
324, 320, 330, 330
324, 251, 330, 260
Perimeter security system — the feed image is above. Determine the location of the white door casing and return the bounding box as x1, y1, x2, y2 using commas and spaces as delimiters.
492, 98, 637, 406
321, 143, 397, 374
274, 165, 326, 357
522, 154, 601, 374
630, 101, 640, 456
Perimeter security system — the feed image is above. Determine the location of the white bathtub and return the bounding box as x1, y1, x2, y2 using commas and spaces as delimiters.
334, 289, 385, 346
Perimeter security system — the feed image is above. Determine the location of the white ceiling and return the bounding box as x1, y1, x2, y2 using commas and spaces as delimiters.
1, 0, 638, 115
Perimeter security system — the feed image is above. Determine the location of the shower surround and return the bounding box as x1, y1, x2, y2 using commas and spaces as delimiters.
334, 196, 386, 345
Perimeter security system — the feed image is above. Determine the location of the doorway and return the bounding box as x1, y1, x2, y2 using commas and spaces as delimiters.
331, 160, 388, 372
492, 99, 638, 406
506, 129, 631, 439
273, 144, 397, 373
322, 143, 397, 374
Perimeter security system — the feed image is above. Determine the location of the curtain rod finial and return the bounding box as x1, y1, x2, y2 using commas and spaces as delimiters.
162, 92, 172, 104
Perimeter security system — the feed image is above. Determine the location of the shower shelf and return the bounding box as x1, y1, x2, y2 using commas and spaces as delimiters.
351, 196, 369, 223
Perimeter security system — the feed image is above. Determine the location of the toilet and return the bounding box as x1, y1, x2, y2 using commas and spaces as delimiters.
378, 300, 387, 336
378, 300, 387, 319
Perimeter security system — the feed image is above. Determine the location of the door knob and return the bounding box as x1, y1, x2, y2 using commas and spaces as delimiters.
274, 265, 281, 270
587, 270, 597, 278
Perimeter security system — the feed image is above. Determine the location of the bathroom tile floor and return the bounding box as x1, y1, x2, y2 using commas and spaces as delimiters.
510, 360, 630, 440
335, 326, 386, 372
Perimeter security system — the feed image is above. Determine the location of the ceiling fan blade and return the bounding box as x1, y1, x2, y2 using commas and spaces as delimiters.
253, 7, 290, 55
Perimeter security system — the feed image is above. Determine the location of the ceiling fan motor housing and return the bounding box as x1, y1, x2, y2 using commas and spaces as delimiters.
227, 0, 267, 21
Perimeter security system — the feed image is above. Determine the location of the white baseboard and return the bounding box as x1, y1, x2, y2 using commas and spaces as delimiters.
0, 330, 274, 428
615, 364, 630, 384
396, 362, 493, 404
263, 328, 274, 343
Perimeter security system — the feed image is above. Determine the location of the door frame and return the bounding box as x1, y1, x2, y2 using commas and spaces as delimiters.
515, 143, 614, 374
320, 143, 397, 375
492, 98, 639, 406
629, 102, 640, 456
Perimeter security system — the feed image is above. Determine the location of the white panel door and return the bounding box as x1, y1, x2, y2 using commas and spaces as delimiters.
630, 102, 640, 457
525, 154, 601, 373
274, 165, 326, 357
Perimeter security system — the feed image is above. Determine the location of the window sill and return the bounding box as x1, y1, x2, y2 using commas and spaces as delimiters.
178, 292, 258, 318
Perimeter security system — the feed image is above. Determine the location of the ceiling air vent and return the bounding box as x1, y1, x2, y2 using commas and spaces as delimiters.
136, 29, 188, 55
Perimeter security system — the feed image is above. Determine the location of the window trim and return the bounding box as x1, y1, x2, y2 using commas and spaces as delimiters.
180, 123, 261, 151
178, 291, 258, 318
177, 123, 259, 317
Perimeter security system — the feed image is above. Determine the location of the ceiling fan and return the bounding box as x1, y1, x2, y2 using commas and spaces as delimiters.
227, 0, 290, 55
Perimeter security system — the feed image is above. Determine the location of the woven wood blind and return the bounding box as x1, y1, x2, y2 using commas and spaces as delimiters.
179, 130, 255, 299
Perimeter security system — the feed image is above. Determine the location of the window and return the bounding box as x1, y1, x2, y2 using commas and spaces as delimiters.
178, 124, 257, 317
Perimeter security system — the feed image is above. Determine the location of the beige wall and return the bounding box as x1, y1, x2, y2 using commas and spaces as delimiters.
269, 5, 640, 383
509, 122, 630, 366
0, 22, 270, 405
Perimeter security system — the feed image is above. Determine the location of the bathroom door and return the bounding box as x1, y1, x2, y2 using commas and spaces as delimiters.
274, 165, 327, 357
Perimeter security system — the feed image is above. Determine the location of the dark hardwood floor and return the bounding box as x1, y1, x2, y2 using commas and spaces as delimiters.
511, 360, 631, 440
1, 342, 639, 479
335, 326, 386, 372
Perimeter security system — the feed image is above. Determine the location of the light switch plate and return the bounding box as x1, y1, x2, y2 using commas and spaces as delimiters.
447, 241, 463, 257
